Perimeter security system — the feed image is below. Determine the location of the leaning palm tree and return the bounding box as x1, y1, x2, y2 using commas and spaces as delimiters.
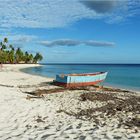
33, 53, 43, 63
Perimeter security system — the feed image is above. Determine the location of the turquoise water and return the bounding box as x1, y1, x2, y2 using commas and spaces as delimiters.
22, 64, 140, 91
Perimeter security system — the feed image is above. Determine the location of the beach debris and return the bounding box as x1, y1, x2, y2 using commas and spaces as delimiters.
26, 95, 43, 100
80, 92, 120, 102
25, 124, 32, 129
24, 86, 93, 100
102, 87, 130, 93
36, 118, 45, 123
125, 117, 140, 127
67, 86, 89, 90
25, 88, 66, 100
35, 115, 45, 123
24, 87, 89, 99
96, 85, 104, 91
58, 92, 140, 128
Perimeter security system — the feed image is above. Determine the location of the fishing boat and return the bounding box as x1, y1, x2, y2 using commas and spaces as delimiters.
54, 72, 108, 87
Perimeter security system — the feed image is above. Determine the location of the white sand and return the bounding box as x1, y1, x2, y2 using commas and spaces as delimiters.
0, 64, 139, 140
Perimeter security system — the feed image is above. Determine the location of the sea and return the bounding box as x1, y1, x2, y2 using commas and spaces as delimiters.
21, 64, 140, 91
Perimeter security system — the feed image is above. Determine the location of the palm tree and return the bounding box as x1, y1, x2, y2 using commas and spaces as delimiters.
0, 51, 5, 63
8, 49, 15, 63
0, 38, 8, 51
2, 38, 8, 50
33, 53, 43, 63
9, 44, 13, 49
24, 51, 29, 63
0, 42, 2, 50
0, 41, 6, 51
15, 48, 23, 63
0, 51, 8, 63
1, 44, 6, 50
4, 37, 8, 43
0, 37, 43, 64
28, 54, 33, 63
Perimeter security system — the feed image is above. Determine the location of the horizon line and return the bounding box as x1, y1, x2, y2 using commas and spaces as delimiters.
40, 63, 140, 65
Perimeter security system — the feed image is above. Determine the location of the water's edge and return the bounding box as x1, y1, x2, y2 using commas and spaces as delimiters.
20, 65, 140, 93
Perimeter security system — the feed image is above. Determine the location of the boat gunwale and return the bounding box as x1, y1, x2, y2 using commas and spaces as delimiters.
59, 72, 107, 77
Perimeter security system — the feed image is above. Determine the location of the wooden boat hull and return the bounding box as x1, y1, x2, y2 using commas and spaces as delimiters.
54, 72, 108, 88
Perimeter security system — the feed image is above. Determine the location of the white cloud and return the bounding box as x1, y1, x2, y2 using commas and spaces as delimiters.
40, 39, 115, 47
0, 0, 97, 28
51, 50, 76, 55
0, 0, 139, 29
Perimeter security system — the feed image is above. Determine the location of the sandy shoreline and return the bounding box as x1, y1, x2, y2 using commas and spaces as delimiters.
0, 64, 139, 140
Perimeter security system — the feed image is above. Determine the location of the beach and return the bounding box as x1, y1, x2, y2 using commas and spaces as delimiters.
0, 64, 140, 140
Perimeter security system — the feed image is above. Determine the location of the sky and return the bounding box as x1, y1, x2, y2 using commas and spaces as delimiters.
0, 0, 140, 63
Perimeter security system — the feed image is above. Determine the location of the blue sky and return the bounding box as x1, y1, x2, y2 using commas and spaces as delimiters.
0, 0, 140, 63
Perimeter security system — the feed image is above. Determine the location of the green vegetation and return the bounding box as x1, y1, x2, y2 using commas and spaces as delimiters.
0, 38, 43, 64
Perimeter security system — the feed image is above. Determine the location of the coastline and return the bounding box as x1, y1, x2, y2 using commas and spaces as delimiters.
104, 83, 140, 94
20, 64, 140, 94
1, 63, 42, 71
0, 64, 53, 86
0, 64, 139, 139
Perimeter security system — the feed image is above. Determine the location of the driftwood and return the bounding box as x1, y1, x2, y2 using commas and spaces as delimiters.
0, 84, 14, 88
24, 86, 91, 99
